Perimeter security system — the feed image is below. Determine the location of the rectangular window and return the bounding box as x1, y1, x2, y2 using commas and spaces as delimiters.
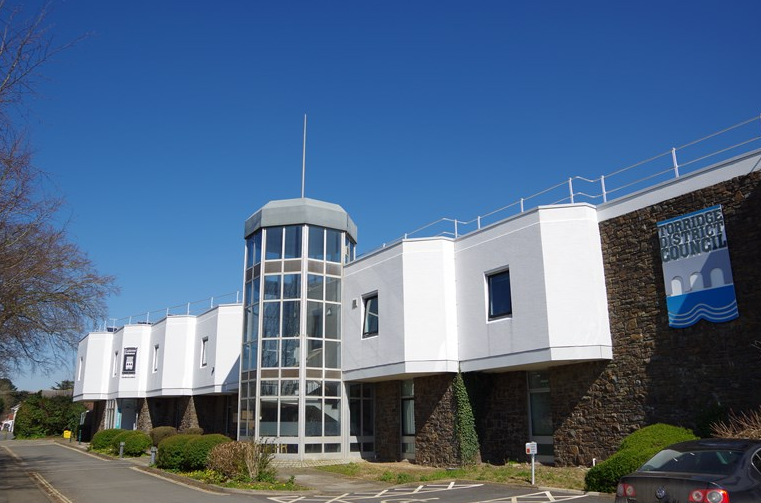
362, 294, 379, 337
246, 232, 262, 268
77, 357, 83, 381
284, 225, 302, 259
113, 351, 119, 377
308, 226, 324, 260
152, 344, 159, 372
265, 227, 283, 260
488, 269, 512, 319
326, 229, 342, 263
201, 337, 209, 367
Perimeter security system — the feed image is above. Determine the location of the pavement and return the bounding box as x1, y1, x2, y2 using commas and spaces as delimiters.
49, 437, 392, 494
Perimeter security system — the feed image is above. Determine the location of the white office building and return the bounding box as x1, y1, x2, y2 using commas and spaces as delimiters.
75, 124, 761, 466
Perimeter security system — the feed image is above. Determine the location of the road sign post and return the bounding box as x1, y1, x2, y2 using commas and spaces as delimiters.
525, 442, 537, 485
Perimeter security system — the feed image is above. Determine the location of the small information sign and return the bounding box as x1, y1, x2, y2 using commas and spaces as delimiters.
525, 441, 537, 455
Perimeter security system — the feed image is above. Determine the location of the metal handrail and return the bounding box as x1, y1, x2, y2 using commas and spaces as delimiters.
101, 291, 242, 331
358, 114, 761, 257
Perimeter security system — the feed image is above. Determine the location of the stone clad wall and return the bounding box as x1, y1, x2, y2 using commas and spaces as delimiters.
414, 374, 458, 466
375, 381, 401, 461
477, 372, 530, 464
195, 395, 234, 437
552, 170, 761, 466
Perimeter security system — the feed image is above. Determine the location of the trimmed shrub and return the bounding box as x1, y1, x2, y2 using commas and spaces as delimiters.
111, 430, 151, 457
91, 428, 125, 451
157, 434, 201, 470
150, 426, 177, 446
183, 434, 232, 471
182, 427, 204, 435
243, 438, 278, 482
206, 439, 277, 482
207, 441, 249, 479
585, 423, 697, 493
618, 423, 696, 452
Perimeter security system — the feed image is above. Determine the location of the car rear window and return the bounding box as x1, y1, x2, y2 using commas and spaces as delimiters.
640, 449, 742, 475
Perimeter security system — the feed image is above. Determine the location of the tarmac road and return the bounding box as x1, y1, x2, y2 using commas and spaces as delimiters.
0, 439, 614, 503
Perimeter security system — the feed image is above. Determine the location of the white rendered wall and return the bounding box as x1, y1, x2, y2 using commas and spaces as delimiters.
342, 239, 459, 380
114, 325, 151, 398
538, 206, 612, 361
343, 244, 406, 379
159, 316, 196, 395
74, 332, 112, 401
455, 208, 550, 368
456, 205, 612, 372
145, 319, 168, 396
400, 240, 459, 373
74, 305, 243, 403
193, 305, 242, 394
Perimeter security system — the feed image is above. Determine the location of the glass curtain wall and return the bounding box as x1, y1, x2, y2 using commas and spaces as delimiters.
239, 224, 353, 456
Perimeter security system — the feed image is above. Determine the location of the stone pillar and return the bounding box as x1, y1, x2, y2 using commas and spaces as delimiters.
136, 398, 152, 432
178, 396, 200, 432
375, 381, 401, 461
414, 374, 458, 466
478, 372, 529, 464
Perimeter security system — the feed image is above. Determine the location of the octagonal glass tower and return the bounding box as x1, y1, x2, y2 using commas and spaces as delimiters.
238, 197, 357, 458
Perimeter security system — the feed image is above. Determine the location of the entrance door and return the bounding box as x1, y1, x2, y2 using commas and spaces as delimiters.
400, 380, 415, 460
118, 399, 137, 430
527, 371, 553, 463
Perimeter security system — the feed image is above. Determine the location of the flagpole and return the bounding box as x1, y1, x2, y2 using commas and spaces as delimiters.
301, 114, 307, 198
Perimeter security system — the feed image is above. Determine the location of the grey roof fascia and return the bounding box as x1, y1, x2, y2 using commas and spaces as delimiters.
244, 197, 357, 242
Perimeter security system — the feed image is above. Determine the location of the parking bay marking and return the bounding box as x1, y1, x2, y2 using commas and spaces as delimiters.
269, 483, 484, 503
473, 491, 589, 502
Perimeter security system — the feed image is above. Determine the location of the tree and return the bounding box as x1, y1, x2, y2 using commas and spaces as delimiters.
0, 2, 115, 378
13, 391, 86, 438
52, 379, 73, 390
0, 376, 22, 412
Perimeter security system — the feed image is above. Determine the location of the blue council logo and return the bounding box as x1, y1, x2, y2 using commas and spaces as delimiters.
657, 205, 739, 328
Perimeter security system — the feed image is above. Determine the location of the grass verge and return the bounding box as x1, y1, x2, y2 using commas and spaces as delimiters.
316, 461, 588, 491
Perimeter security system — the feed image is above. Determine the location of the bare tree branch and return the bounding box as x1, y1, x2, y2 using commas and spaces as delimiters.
0, 1, 115, 377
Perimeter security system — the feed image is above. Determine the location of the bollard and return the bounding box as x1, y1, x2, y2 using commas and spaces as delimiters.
119, 441, 125, 458
150, 446, 157, 466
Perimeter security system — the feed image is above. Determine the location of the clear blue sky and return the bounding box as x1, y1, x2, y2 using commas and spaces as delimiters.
12, 0, 761, 390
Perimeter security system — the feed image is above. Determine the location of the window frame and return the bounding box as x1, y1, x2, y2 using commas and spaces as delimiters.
487, 268, 513, 320
362, 293, 379, 338
152, 344, 160, 373
200, 337, 209, 367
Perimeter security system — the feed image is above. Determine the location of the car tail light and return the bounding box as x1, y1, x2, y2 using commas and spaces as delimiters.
688, 489, 729, 503
616, 483, 636, 498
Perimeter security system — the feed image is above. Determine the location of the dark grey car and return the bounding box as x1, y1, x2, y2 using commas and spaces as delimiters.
615, 438, 761, 503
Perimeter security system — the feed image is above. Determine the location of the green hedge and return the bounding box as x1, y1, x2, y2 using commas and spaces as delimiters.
91, 428, 125, 451
585, 423, 697, 493
150, 426, 177, 447
111, 430, 151, 456
13, 394, 86, 439
157, 434, 201, 470
183, 434, 232, 471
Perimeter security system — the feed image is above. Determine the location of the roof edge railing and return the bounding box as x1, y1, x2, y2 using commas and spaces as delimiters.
357, 114, 761, 258
99, 290, 242, 332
